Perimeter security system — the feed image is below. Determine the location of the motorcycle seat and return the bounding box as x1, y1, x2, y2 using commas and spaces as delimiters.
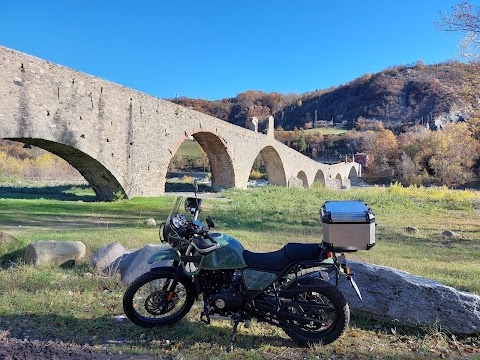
243, 243, 322, 272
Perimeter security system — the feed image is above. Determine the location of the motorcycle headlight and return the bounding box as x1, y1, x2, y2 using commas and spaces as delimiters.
170, 213, 186, 232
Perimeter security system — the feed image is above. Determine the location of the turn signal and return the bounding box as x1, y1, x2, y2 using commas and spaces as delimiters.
344, 266, 351, 275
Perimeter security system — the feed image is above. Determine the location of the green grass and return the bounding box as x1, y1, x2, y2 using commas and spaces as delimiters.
0, 184, 479, 359
175, 139, 205, 158
304, 127, 350, 135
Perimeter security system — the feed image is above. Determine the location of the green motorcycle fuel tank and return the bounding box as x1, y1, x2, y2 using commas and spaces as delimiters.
147, 233, 247, 270
202, 233, 247, 269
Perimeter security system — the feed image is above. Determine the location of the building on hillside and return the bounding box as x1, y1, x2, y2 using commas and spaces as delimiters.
354, 153, 371, 168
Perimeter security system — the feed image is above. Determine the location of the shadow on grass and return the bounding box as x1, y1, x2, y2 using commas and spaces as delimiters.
379, 228, 476, 248
0, 247, 25, 268
0, 313, 290, 353
0, 184, 96, 202
3, 312, 476, 358
0, 183, 213, 200
165, 181, 213, 193
0, 211, 151, 229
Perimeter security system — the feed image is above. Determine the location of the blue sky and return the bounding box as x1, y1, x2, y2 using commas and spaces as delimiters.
0, 1, 472, 100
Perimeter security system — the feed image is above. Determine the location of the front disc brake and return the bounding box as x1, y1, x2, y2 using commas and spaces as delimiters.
144, 290, 177, 315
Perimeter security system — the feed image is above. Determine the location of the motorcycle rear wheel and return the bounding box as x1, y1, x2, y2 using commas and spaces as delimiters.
123, 269, 195, 327
283, 284, 350, 346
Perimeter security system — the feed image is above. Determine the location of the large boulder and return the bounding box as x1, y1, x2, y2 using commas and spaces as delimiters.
90, 243, 171, 283
91, 242, 130, 275
24, 241, 86, 267
339, 260, 480, 334
119, 244, 171, 285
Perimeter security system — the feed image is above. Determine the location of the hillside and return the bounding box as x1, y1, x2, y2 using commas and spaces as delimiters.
169, 91, 300, 130
169, 61, 480, 131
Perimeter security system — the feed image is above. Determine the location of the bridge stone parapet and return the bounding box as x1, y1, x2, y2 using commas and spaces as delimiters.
0, 46, 361, 200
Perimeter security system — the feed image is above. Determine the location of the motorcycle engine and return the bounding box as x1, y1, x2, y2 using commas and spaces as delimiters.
211, 288, 245, 313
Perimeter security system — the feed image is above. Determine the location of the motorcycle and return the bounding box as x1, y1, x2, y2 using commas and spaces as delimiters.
123, 183, 367, 349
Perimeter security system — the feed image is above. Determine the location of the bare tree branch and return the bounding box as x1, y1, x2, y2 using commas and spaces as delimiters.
436, 2, 480, 61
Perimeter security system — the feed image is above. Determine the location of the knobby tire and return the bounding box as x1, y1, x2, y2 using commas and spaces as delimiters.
123, 269, 195, 328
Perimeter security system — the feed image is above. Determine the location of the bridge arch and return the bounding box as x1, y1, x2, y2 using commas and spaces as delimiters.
6, 137, 125, 201
314, 170, 326, 187
253, 146, 287, 186
296, 171, 308, 188
348, 165, 359, 183
166, 131, 235, 191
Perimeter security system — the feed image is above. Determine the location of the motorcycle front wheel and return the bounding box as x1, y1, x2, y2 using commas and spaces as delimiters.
283, 284, 350, 346
123, 269, 195, 327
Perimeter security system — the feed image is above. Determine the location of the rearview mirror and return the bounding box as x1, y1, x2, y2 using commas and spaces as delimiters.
206, 216, 215, 229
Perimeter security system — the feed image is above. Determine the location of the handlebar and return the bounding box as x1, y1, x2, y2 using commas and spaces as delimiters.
204, 231, 217, 244
184, 220, 217, 243
168, 233, 188, 243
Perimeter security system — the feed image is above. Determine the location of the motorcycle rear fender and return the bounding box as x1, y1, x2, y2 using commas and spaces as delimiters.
147, 247, 180, 265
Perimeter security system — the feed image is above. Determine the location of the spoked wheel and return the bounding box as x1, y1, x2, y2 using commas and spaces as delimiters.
283, 284, 350, 345
123, 269, 195, 327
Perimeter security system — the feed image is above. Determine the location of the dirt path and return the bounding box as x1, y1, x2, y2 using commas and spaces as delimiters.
0, 335, 161, 360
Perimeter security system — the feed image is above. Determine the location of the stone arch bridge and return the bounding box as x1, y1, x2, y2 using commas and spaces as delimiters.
0, 46, 361, 200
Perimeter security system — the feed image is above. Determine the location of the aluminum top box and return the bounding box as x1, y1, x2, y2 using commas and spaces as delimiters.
321, 200, 375, 252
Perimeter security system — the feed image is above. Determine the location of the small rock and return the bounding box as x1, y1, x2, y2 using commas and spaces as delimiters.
405, 226, 419, 234
145, 218, 156, 227
441, 230, 457, 237
0, 232, 16, 245
113, 315, 126, 322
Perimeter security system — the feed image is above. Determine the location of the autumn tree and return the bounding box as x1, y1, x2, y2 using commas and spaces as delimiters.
427, 122, 480, 185
396, 123, 480, 186
304, 121, 314, 130
295, 134, 308, 154
467, 111, 480, 140
362, 130, 399, 183
355, 117, 385, 131
396, 127, 432, 185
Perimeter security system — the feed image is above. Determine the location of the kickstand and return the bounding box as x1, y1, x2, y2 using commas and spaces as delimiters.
226, 320, 240, 353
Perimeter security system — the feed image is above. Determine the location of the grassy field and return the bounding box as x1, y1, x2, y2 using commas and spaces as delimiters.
174, 139, 205, 158
0, 184, 479, 359
304, 127, 350, 135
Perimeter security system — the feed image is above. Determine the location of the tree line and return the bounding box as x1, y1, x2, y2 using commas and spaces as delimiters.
274, 116, 480, 187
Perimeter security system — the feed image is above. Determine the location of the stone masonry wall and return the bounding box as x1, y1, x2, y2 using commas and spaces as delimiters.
0, 46, 360, 199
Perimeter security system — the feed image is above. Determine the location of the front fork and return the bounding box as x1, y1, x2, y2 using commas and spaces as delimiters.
165, 262, 184, 302
335, 253, 363, 301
